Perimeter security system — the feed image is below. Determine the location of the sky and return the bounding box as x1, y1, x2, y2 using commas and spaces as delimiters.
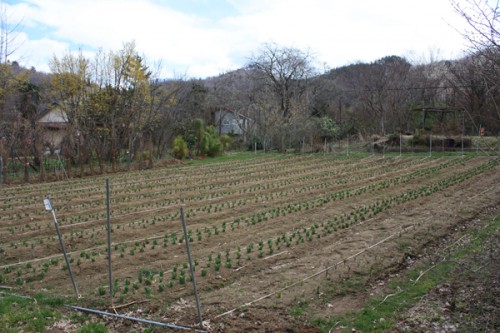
4, 0, 470, 78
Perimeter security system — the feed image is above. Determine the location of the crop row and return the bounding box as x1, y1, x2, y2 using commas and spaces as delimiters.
2, 157, 495, 303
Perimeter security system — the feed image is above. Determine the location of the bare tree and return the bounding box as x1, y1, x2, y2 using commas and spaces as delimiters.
451, 0, 499, 53
248, 43, 316, 119
335, 56, 412, 135
0, 0, 24, 64
247, 43, 317, 150
451, 0, 500, 132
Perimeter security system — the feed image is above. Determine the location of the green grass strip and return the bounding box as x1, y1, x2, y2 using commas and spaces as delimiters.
313, 211, 500, 332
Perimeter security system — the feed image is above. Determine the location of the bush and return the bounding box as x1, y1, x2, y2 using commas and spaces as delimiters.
172, 136, 188, 159
200, 126, 224, 157
220, 134, 233, 150
247, 137, 263, 151
412, 135, 429, 146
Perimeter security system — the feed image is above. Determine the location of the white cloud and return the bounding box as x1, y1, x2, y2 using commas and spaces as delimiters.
15, 36, 69, 72
6, 0, 469, 77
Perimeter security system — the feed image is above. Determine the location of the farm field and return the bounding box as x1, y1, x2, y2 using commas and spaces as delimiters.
0, 153, 499, 332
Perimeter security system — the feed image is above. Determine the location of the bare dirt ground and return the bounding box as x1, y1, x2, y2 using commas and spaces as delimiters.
199, 160, 499, 332
392, 205, 499, 333
1, 154, 499, 332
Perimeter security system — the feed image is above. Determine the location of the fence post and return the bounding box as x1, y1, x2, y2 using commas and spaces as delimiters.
429, 134, 432, 157
461, 110, 465, 157
371, 136, 374, 157
477, 125, 480, 153
106, 179, 113, 307
382, 139, 385, 159
400, 133, 402, 157
180, 208, 203, 328
44, 198, 80, 298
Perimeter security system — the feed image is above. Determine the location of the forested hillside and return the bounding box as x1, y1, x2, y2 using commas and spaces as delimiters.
0, 1, 498, 184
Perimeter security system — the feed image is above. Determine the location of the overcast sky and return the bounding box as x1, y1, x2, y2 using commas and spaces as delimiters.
5, 0, 469, 78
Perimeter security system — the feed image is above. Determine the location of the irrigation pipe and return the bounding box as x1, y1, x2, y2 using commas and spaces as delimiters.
214, 225, 414, 319
0, 291, 208, 332
467, 184, 498, 200
70, 305, 208, 332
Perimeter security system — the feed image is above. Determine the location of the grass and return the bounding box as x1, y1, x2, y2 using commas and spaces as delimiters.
78, 322, 109, 333
290, 299, 309, 317
313, 211, 499, 332
0, 293, 64, 332
184, 151, 285, 165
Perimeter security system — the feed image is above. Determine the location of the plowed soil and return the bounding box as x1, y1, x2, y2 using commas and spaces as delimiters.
1, 154, 498, 332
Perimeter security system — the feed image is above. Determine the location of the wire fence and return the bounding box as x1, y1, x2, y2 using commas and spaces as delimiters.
1, 134, 499, 184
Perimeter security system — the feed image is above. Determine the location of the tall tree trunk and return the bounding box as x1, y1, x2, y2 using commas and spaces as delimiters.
110, 132, 116, 173
78, 137, 84, 177
0, 140, 9, 184
95, 148, 104, 174
65, 157, 72, 178
36, 141, 46, 181
138, 135, 145, 170
127, 136, 133, 171
147, 137, 154, 169
23, 145, 29, 183
88, 149, 95, 175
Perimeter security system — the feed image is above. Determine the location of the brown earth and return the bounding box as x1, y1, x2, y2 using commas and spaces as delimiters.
0, 154, 499, 332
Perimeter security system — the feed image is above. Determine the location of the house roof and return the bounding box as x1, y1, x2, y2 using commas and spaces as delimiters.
215, 108, 253, 120
37, 105, 68, 124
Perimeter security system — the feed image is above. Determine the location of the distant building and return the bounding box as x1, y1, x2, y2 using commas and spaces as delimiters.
214, 109, 253, 137
37, 105, 69, 149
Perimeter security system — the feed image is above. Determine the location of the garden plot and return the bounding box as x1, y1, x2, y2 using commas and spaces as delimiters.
0, 154, 499, 331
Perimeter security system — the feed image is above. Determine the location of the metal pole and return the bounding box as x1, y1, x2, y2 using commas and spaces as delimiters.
461, 110, 465, 157
44, 198, 80, 298
371, 136, 374, 156
70, 305, 208, 332
477, 124, 480, 153
180, 208, 203, 327
399, 133, 402, 157
0, 292, 207, 333
382, 139, 385, 159
106, 179, 113, 306
429, 134, 432, 157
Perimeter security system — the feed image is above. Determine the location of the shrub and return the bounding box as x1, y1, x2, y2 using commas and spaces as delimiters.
172, 136, 188, 159
200, 126, 224, 157
412, 135, 429, 146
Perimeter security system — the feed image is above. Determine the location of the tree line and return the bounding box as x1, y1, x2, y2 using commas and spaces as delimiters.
0, 0, 498, 183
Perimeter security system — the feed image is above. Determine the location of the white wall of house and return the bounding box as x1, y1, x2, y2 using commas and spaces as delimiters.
215, 110, 245, 135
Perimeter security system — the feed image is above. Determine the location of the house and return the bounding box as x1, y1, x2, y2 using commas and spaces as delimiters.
214, 109, 253, 137
37, 105, 69, 150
